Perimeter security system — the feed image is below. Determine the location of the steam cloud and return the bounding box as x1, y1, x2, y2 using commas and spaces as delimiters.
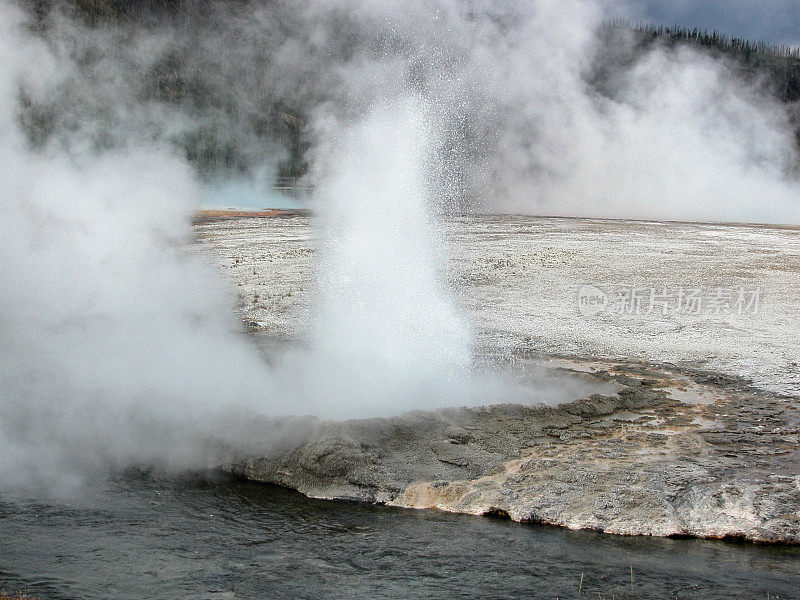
0, 2, 284, 491
2, 0, 799, 491
23, 0, 800, 222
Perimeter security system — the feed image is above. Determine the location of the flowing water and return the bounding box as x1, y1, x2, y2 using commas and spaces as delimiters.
1, 472, 798, 600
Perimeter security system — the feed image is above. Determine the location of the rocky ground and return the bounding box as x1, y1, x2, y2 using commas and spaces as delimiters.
227, 356, 800, 543
196, 215, 800, 543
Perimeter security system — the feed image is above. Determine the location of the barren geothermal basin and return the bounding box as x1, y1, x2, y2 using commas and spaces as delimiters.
190, 214, 800, 545
196, 214, 800, 399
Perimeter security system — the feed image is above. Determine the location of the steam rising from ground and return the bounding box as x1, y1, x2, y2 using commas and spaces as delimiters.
302, 97, 473, 417
24, 0, 800, 222
0, 3, 281, 491
2, 1, 800, 491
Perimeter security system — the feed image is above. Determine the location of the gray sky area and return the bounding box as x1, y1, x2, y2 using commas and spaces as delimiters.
623, 1, 800, 47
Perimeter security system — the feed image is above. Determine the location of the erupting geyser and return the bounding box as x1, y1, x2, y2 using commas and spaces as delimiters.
2, 0, 800, 494
305, 97, 472, 418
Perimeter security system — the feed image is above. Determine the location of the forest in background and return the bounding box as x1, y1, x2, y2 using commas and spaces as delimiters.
17, 0, 800, 188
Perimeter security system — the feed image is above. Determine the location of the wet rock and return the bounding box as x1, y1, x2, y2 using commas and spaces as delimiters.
227, 361, 800, 544
561, 394, 620, 418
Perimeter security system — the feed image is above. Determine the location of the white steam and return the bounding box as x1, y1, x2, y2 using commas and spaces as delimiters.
483, 39, 800, 222
27, 1, 800, 223
0, 4, 471, 491
0, 5, 279, 491
302, 97, 472, 418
